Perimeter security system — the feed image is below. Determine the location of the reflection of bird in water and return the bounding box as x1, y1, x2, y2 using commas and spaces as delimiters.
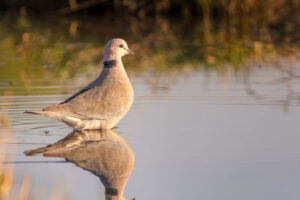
24, 129, 135, 200
25, 38, 134, 130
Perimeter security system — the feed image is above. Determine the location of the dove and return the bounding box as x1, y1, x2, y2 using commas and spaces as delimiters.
25, 38, 134, 130
24, 129, 135, 200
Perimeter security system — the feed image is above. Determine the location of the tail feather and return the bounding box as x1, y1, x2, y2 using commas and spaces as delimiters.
24, 110, 45, 115
25, 108, 82, 129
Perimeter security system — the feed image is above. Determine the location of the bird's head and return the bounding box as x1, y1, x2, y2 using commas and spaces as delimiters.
104, 38, 134, 60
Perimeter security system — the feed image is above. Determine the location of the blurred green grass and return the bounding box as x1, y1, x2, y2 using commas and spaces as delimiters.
0, 7, 299, 95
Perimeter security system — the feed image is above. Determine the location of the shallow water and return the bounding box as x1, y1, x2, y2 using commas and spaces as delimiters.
1, 16, 300, 200
2, 65, 300, 200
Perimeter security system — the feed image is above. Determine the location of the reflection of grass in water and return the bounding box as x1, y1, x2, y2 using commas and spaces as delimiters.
0, 107, 14, 200
0, 96, 68, 200
0, 96, 20, 200
0, 15, 299, 94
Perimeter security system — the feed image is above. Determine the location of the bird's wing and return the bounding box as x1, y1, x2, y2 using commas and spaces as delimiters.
60, 78, 133, 120
60, 87, 90, 104
60, 77, 100, 104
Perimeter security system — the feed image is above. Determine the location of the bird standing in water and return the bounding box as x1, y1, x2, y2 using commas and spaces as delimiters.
26, 38, 134, 130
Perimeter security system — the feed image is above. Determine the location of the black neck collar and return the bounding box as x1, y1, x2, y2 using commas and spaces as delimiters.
103, 59, 117, 68
105, 187, 118, 196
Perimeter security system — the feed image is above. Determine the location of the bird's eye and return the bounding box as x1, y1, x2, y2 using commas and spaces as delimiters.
119, 44, 124, 48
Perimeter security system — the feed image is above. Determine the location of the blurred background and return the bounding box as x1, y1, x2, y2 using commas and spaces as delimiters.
0, 0, 300, 90
1, 1, 300, 200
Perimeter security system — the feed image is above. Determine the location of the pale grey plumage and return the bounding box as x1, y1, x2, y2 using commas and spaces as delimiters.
26, 38, 134, 130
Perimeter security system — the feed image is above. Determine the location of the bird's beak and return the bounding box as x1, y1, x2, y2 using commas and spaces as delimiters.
121, 46, 134, 55
126, 48, 134, 55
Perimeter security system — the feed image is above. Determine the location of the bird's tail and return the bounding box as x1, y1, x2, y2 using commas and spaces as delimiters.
24, 110, 46, 115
